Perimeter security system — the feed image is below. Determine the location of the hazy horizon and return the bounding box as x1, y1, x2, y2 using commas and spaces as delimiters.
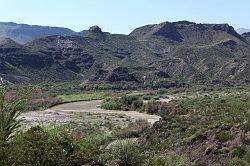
0, 20, 249, 35
0, 0, 249, 34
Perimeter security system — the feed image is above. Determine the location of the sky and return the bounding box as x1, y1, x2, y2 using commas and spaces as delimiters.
0, 0, 249, 34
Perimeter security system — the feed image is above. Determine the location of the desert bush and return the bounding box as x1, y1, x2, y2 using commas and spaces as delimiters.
77, 133, 114, 163
216, 131, 234, 142
119, 95, 143, 111
143, 157, 166, 166
101, 95, 143, 111
229, 157, 248, 166
0, 141, 10, 166
142, 90, 250, 165
144, 101, 178, 117
142, 96, 151, 100
0, 126, 115, 166
29, 96, 62, 111
111, 140, 141, 166
120, 95, 140, 106
78, 133, 114, 150
100, 102, 122, 110
143, 154, 194, 166
243, 112, 250, 132
233, 147, 246, 158
25, 87, 63, 111
144, 100, 159, 114
243, 152, 250, 163
130, 99, 143, 111
98, 152, 114, 165
152, 96, 160, 100
117, 119, 150, 139
5, 126, 67, 166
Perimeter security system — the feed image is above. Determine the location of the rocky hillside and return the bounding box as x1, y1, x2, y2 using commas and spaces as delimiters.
0, 21, 249, 86
242, 32, 250, 43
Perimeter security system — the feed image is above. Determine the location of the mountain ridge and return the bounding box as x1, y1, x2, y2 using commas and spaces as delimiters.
0, 22, 89, 44
130, 21, 244, 43
0, 21, 249, 86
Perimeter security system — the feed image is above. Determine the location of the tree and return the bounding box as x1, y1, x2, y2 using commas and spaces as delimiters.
0, 90, 27, 141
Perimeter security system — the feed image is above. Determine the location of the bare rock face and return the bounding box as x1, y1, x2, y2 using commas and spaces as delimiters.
0, 38, 53, 69
92, 69, 109, 81
107, 67, 138, 82
212, 24, 236, 34
155, 71, 170, 78
33, 37, 95, 73
216, 59, 249, 80
89, 26, 102, 33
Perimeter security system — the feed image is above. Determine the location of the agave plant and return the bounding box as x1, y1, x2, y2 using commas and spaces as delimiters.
0, 90, 27, 141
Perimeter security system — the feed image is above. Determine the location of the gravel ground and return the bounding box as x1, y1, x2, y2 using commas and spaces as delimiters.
18, 100, 161, 132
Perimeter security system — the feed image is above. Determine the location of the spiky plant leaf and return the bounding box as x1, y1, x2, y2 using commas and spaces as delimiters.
0, 90, 27, 141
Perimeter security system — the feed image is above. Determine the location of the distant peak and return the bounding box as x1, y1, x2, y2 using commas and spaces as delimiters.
89, 26, 102, 33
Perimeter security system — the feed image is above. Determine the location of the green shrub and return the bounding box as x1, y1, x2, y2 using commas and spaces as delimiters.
143, 157, 166, 166
7, 126, 68, 166
243, 113, 250, 132
233, 147, 246, 158
100, 102, 122, 110
229, 157, 248, 166
144, 100, 178, 117
131, 100, 143, 111
243, 122, 250, 132
111, 140, 141, 166
0, 141, 10, 166
0, 126, 111, 166
98, 152, 114, 165
216, 131, 234, 142
144, 100, 159, 114
78, 133, 114, 150
119, 95, 140, 106
243, 152, 250, 163
77, 133, 114, 163
28, 96, 62, 111
144, 154, 194, 166
101, 95, 143, 111
117, 120, 150, 139
153, 96, 160, 100
143, 96, 151, 100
